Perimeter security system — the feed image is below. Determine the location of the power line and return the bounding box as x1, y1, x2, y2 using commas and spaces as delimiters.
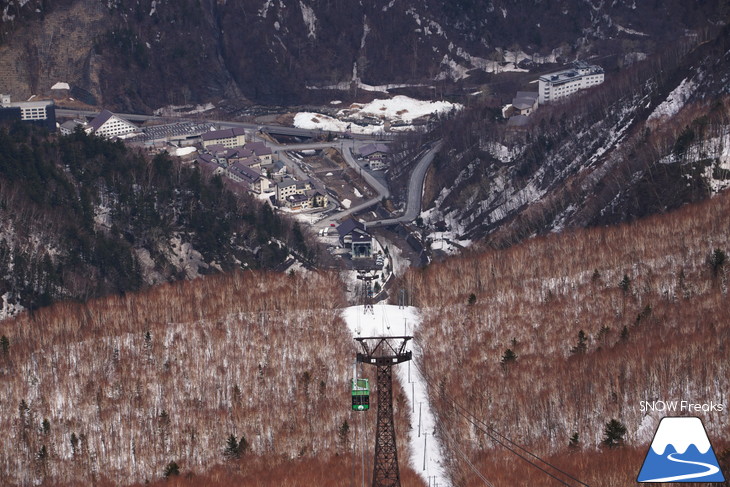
437, 415, 496, 487
411, 357, 591, 487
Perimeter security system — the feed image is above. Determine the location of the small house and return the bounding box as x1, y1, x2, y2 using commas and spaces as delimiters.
337, 218, 373, 259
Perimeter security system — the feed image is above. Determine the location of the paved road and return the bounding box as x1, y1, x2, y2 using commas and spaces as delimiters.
57, 107, 439, 230
57, 108, 395, 143
365, 141, 442, 229
312, 141, 442, 230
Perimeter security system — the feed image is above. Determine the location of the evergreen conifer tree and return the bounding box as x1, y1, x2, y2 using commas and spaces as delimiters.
224, 434, 240, 459
602, 419, 627, 448
570, 330, 588, 355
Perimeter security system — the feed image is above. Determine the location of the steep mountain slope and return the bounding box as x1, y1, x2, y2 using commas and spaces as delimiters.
0, 125, 310, 317
4, 182, 726, 486
418, 25, 730, 246
398, 188, 730, 485
0, 0, 726, 109
0, 271, 419, 486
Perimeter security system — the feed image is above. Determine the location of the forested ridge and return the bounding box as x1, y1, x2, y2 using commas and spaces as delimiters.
0, 124, 311, 315
398, 188, 730, 485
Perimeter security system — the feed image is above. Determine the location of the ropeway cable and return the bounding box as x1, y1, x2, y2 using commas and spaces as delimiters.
411, 356, 592, 487
437, 413, 497, 487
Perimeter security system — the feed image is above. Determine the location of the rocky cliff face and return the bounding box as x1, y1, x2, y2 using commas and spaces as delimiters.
1, 0, 726, 110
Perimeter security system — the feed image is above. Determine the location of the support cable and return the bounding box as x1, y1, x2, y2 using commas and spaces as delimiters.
411, 357, 592, 487
437, 414, 497, 487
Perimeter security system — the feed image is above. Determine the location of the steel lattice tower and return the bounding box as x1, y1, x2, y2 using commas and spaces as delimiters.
355, 337, 412, 487
357, 272, 377, 315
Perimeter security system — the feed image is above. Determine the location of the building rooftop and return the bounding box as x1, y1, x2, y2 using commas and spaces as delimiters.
201, 127, 246, 141
539, 64, 604, 85
278, 179, 310, 189
230, 162, 261, 184
359, 143, 390, 158
246, 141, 273, 156
337, 217, 367, 238
88, 109, 115, 132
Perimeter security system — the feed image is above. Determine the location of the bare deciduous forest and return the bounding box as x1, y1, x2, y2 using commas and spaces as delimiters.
4, 190, 729, 486
400, 189, 730, 485
0, 270, 379, 485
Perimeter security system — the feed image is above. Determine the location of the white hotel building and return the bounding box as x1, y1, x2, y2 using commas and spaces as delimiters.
538, 62, 604, 104
0, 94, 55, 123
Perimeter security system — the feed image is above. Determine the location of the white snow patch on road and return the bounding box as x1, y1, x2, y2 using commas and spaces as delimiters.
342, 305, 451, 487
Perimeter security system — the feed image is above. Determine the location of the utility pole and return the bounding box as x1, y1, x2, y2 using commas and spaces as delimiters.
423, 432, 428, 471
355, 336, 412, 487
418, 402, 422, 437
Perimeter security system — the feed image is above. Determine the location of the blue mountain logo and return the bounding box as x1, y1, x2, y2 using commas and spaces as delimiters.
638, 417, 725, 483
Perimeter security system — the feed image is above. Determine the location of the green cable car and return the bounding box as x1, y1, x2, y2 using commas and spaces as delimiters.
351, 378, 370, 411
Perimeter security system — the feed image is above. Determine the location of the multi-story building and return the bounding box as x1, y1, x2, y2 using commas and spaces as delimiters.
276, 179, 313, 202
88, 109, 139, 138
275, 179, 328, 209
0, 94, 56, 129
201, 127, 247, 148
538, 62, 604, 104
336, 218, 372, 259
358, 143, 390, 171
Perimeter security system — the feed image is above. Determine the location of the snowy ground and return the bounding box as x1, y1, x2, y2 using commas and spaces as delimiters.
648, 77, 697, 122
294, 95, 462, 134
173, 146, 197, 157
420, 207, 473, 254
0, 292, 24, 321
338, 95, 461, 124
342, 304, 451, 486
294, 112, 385, 135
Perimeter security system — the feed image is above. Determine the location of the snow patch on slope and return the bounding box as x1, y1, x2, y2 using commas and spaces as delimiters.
340, 95, 462, 123
615, 23, 648, 36
259, 0, 274, 18
295, 96, 461, 133
299, 1, 317, 39
341, 305, 450, 487
0, 292, 24, 321
648, 78, 697, 122
294, 112, 384, 135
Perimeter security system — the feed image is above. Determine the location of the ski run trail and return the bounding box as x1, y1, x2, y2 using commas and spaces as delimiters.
342, 304, 450, 487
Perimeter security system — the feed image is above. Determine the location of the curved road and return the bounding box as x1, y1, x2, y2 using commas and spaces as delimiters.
57, 108, 440, 230
366, 141, 442, 229
311, 140, 441, 230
